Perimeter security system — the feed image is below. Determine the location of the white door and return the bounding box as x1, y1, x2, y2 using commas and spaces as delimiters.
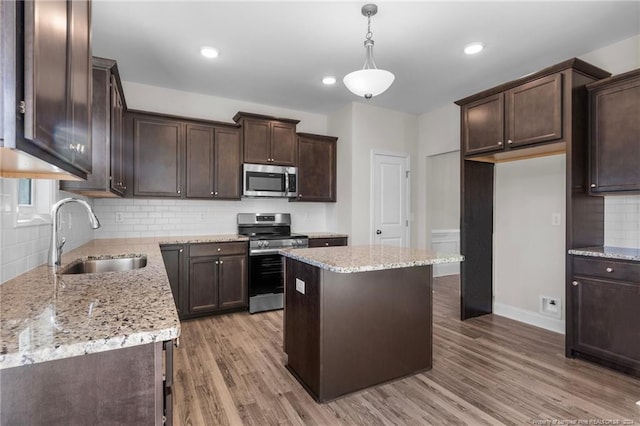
372, 152, 410, 247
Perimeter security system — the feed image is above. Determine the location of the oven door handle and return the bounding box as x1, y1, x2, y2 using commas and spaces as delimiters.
284, 170, 290, 195
250, 249, 284, 256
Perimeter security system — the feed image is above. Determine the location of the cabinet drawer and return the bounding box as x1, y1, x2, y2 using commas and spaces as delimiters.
573, 257, 640, 283
189, 242, 247, 257
308, 237, 348, 248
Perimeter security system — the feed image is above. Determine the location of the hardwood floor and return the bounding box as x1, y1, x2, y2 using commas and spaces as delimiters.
173, 275, 640, 425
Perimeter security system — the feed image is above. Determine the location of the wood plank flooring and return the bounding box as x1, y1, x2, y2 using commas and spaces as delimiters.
173, 275, 640, 425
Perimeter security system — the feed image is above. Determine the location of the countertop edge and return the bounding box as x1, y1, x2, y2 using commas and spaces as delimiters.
569, 246, 640, 262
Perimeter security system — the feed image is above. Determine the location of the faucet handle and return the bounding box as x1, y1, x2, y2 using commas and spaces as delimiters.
58, 237, 67, 249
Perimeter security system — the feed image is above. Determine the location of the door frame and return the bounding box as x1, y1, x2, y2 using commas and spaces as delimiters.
370, 149, 411, 246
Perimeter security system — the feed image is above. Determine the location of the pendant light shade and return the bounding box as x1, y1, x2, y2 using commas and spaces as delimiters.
343, 4, 394, 99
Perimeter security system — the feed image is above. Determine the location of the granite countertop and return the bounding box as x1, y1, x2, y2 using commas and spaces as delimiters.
303, 232, 350, 239
0, 234, 246, 370
568, 246, 640, 262
280, 244, 464, 273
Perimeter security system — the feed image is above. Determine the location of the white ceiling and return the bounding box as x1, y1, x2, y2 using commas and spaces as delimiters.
92, 1, 640, 116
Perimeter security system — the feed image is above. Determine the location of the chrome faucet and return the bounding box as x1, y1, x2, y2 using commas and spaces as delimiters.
48, 198, 101, 267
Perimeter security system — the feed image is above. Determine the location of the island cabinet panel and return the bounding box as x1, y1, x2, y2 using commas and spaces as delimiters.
130, 113, 184, 197
61, 58, 127, 197
295, 133, 338, 202
284, 257, 433, 402
570, 256, 640, 375
0, 342, 169, 425
587, 69, 640, 194
233, 112, 300, 166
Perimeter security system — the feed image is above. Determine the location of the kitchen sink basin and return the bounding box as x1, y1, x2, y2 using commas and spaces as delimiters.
59, 255, 147, 275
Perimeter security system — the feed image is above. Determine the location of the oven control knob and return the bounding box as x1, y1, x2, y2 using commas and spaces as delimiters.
263, 241, 269, 247
297, 239, 304, 246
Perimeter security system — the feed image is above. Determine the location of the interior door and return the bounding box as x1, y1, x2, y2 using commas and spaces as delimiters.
372, 152, 410, 247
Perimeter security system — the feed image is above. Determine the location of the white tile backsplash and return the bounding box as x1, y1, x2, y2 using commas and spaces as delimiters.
92, 197, 327, 239
604, 195, 640, 248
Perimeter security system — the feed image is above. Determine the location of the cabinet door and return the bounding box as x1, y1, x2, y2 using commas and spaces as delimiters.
462, 93, 505, 156
572, 277, 640, 370
506, 73, 562, 148
185, 124, 214, 198
161, 245, 185, 316
23, 1, 71, 162
110, 74, 126, 195
214, 127, 242, 199
218, 254, 248, 309
243, 118, 270, 164
66, 0, 92, 173
589, 75, 640, 193
188, 257, 219, 314
132, 115, 183, 197
297, 135, 336, 202
271, 122, 297, 166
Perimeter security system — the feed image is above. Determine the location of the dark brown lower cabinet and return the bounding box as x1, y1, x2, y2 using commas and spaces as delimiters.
569, 256, 640, 376
308, 237, 348, 248
161, 244, 186, 316
0, 341, 173, 425
183, 242, 248, 319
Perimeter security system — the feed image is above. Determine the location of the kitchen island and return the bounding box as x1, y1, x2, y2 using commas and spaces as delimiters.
280, 245, 463, 402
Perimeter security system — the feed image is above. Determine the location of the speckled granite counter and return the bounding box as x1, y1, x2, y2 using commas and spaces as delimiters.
280, 245, 463, 273
0, 234, 246, 370
569, 246, 640, 262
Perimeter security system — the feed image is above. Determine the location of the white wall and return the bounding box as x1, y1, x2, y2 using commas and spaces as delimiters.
326, 104, 353, 235
328, 103, 419, 246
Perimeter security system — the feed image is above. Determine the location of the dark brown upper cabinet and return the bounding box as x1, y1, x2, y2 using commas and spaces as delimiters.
587, 68, 640, 195
128, 112, 184, 198
459, 70, 568, 162
185, 124, 242, 199
233, 112, 299, 166
1, 0, 92, 179
62, 57, 127, 197
294, 133, 337, 202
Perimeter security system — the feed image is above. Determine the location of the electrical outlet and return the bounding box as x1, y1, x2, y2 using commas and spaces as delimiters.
295, 278, 305, 295
200, 212, 206, 221
551, 212, 561, 226
540, 296, 561, 319
115, 212, 124, 223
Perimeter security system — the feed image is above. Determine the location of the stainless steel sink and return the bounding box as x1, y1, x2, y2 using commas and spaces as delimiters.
59, 255, 147, 275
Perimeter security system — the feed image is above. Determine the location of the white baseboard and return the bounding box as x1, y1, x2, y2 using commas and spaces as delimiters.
493, 302, 565, 335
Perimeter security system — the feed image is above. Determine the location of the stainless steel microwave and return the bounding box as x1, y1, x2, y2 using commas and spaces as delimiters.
243, 163, 298, 198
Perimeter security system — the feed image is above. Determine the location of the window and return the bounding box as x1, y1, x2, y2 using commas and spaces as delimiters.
15, 178, 54, 226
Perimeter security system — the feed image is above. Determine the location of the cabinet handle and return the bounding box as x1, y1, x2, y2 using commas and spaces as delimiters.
325, 242, 329, 246
572, 281, 579, 286
215, 261, 219, 264
219, 260, 223, 264
211, 191, 214, 195
590, 183, 597, 188
606, 267, 613, 273
217, 248, 221, 252
179, 249, 183, 253
177, 190, 181, 194
497, 141, 503, 146
214, 191, 218, 196
507, 139, 513, 144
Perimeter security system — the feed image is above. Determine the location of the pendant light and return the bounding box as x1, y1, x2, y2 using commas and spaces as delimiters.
343, 4, 395, 100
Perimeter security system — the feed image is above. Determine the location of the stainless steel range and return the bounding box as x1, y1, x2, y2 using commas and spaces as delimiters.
237, 213, 308, 313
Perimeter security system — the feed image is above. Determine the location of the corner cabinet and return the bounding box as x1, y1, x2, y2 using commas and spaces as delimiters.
62, 57, 127, 197
1, 0, 92, 179
294, 133, 337, 202
160, 244, 187, 317
461, 73, 563, 159
587, 68, 640, 195
233, 112, 299, 166
570, 256, 640, 376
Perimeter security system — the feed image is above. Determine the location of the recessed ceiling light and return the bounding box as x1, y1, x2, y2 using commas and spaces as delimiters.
322, 76, 337, 85
200, 46, 219, 59
464, 42, 484, 55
